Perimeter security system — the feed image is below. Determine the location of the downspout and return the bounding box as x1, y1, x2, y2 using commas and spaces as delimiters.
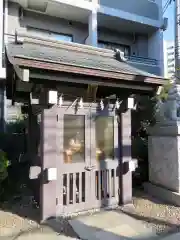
175, 0, 180, 81
132, 32, 136, 44
131, 32, 136, 56
3, 0, 8, 132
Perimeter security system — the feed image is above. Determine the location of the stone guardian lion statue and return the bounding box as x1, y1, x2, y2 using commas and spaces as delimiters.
155, 83, 180, 123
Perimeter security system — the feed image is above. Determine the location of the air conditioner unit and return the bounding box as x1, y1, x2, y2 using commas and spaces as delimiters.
161, 17, 168, 31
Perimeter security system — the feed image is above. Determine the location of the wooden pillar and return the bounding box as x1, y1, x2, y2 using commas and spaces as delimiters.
27, 107, 32, 160
28, 107, 41, 210
120, 109, 132, 205
27, 107, 39, 163
40, 107, 57, 221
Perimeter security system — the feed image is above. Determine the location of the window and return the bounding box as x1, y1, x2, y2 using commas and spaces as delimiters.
51, 33, 72, 42
167, 58, 174, 63
27, 27, 73, 42
167, 52, 174, 56
98, 40, 130, 56
63, 115, 85, 163
168, 64, 175, 68
95, 116, 114, 161
167, 46, 174, 50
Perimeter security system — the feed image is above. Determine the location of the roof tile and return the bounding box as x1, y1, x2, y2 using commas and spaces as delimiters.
6, 40, 160, 79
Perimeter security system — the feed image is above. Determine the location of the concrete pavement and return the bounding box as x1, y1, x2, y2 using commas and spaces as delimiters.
1, 210, 180, 240
0, 224, 79, 240
69, 210, 158, 240
160, 233, 180, 240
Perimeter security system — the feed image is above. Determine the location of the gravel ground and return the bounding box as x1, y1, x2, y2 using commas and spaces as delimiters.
120, 189, 180, 237
1, 186, 180, 239
0, 185, 79, 239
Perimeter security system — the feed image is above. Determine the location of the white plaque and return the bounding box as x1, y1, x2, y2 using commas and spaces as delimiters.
129, 161, 136, 172
47, 168, 57, 181
48, 90, 58, 104
128, 97, 134, 109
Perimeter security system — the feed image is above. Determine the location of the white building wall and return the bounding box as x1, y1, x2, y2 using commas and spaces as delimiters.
163, 40, 175, 79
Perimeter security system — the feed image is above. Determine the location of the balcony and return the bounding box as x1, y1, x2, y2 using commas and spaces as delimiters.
98, 40, 161, 75
99, 0, 159, 20
10, 0, 94, 23
98, 14, 160, 35
128, 56, 158, 66
127, 56, 161, 76
97, 0, 162, 30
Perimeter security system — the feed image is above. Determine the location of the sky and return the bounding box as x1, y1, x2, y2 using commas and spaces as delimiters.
163, 0, 175, 41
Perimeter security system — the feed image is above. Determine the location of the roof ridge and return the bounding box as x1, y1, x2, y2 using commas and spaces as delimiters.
15, 31, 115, 58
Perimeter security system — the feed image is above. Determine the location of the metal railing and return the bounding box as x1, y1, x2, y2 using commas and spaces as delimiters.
127, 55, 159, 66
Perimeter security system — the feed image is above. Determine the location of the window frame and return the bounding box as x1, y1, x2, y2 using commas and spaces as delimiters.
98, 40, 130, 56
63, 114, 85, 164
27, 27, 73, 42
95, 115, 115, 161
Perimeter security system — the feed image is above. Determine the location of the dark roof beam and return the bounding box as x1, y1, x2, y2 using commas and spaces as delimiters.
30, 72, 154, 92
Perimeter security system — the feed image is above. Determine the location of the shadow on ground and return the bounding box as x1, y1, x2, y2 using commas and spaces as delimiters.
4, 217, 154, 240
117, 209, 180, 237
132, 189, 176, 206
1, 187, 180, 239
1, 205, 180, 240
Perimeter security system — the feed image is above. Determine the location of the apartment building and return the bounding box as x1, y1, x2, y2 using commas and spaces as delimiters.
0, 0, 166, 128
1, 0, 167, 220
163, 40, 175, 79
8, 0, 165, 71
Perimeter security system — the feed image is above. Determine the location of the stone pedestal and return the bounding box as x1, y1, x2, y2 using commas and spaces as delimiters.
144, 83, 180, 204
148, 122, 180, 193
144, 122, 180, 206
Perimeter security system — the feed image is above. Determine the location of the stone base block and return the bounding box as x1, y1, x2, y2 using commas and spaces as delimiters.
144, 182, 180, 207
148, 134, 180, 192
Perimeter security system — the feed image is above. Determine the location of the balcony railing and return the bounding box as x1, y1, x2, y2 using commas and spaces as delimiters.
127, 55, 159, 66
99, 0, 159, 21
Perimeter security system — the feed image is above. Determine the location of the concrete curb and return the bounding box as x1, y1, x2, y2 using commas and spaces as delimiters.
143, 182, 180, 207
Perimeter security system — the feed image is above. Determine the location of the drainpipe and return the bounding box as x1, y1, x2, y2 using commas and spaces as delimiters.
175, 0, 180, 81
3, 0, 8, 132
0, 0, 3, 70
